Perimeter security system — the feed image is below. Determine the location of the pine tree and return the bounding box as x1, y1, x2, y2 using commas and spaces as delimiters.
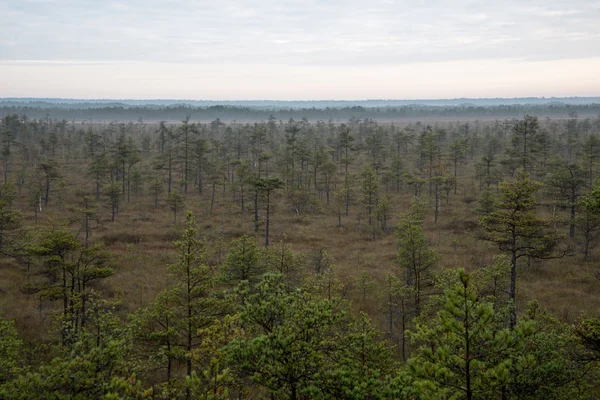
506, 115, 542, 174
474, 188, 496, 215
223, 235, 262, 284
376, 194, 392, 232
24, 226, 112, 344
39, 160, 61, 207
360, 165, 379, 226
545, 160, 586, 237
130, 289, 179, 383
187, 315, 244, 400
408, 269, 533, 400
574, 317, 600, 362
166, 189, 184, 224
0, 200, 20, 253
225, 274, 336, 400
260, 238, 303, 286
448, 135, 468, 194
0, 314, 22, 384
1, 297, 144, 400
395, 214, 438, 316
88, 151, 109, 201
580, 133, 600, 187
77, 193, 98, 248
103, 182, 121, 222
148, 175, 164, 209
577, 186, 600, 261
168, 211, 218, 399
338, 125, 355, 214
224, 274, 391, 400
479, 169, 568, 328
379, 273, 413, 361
254, 177, 284, 247
355, 271, 374, 312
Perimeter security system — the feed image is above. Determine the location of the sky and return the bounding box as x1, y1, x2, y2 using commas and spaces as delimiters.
1, 0, 600, 100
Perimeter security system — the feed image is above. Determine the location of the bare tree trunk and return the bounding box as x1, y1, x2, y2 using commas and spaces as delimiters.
570, 203, 576, 238
254, 191, 259, 232
210, 183, 216, 214
265, 193, 271, 247
509, 249, 517, 329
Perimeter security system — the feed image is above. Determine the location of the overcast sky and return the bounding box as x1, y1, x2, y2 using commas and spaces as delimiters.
1, 0, 599, 100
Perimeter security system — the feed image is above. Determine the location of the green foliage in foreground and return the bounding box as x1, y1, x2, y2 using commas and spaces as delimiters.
0, 315, 22, 384
0, 299, 151, 400
0, 211, 598, 399
2, 269, 597, 399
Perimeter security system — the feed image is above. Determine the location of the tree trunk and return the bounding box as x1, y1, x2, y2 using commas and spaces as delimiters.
265, 192, 271, 247
186, 261, 193, 400
84, 214, 89, 248
45, 178, 50, 206
254, 191, 259, 232
127, 168, 131, 203
210, 183, 216, 214
3, 159, 8, 183
345, 188, 350, 217
241, 184, 245, 212
509, 249, 517, 329
570, 202, 576, 238
95, 173, 100, 200
401, 300, 407, 362
167, 156, 172, 194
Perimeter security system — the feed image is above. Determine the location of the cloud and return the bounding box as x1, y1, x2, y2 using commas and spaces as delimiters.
541, 9, 580, 17
1, 0, 598, 66
1, 0, 599, 98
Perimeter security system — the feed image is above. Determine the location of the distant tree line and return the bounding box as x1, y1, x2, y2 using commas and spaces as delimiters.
1, 102, 600, 121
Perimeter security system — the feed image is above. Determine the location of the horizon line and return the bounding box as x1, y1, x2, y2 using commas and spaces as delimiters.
3, 96, 600, 102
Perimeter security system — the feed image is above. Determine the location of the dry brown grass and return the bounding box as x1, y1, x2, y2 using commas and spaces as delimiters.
1, 121, 599, 343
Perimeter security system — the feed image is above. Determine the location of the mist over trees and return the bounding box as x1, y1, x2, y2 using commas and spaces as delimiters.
2, 98, 600, 122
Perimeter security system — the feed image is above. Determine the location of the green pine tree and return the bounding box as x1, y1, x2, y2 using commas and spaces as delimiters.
408, 269, 533, 400
396, 214, 438, 315
479, 169, 568, 328
223, 235, 262, 284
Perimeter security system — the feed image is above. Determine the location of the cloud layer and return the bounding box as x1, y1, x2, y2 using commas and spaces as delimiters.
1, 0, 599, 98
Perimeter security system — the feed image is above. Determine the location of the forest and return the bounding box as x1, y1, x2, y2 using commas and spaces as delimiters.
2, 99, 600, 121
0, 109, 599, 399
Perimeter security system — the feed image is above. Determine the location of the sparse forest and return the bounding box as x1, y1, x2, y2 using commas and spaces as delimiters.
1, 108, 600, 399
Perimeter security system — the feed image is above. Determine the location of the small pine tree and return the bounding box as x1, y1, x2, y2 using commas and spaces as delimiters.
396, 214, 438, 315
168, 211, 218, 398
223, 235, 262, 284
408, 269, 533, 400
0, 314, 22, 384
103, 182, 121, 222
149, 175, 164, 209
167, 190, 184, 224
479, 169, 568, 328
360, 165, 379, 226
576, 187, 600, 262
260, 238, 304, 286
376, 195, 392, 232
474, 188, 495, 215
